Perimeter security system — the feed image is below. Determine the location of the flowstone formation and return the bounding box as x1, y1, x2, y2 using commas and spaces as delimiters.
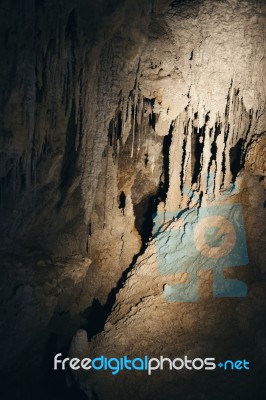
0, 0, 265, 399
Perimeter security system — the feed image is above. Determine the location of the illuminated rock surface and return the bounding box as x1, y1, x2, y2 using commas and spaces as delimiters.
0, 0, 265, 399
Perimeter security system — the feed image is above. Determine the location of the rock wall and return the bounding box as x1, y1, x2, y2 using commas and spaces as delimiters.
0, 0, 265, 399
70, 0, 266, 399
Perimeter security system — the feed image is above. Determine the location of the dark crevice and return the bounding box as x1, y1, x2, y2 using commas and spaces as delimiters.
208, 122, 221, 176
220, 151, 226, 189
85, 248, 144, 339
225, 79, 233, 121
108, 118, 113, 146
116, 110, 123, 140
144, 153, 149, 167
118, 191, 126, 215
180, 136, 187, 190
134, 194, 158, 245
161, 124, 173, 199
230, 138, 244, 181
210, 139, 217, 161
148, 98, 156, 130
108, 108, 123, 159
191, 126, 204, 184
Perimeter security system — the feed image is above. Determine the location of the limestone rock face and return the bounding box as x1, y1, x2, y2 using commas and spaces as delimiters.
69, 0, 265, 399
0, 0, 265, 399
75, 171, 265, 400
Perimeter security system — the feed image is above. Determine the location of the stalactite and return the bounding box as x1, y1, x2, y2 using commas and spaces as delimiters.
137, 96, 144, 154
130, 92, 137, 158
164, 77, 263, 215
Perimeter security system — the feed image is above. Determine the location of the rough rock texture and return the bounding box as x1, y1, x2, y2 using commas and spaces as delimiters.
69, 0, 266, 399
73, 171, 266, 400
0, 0, 265, 399
0, 1, 154, 396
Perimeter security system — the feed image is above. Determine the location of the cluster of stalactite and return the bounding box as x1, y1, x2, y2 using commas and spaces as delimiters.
165, 83, 263, 212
